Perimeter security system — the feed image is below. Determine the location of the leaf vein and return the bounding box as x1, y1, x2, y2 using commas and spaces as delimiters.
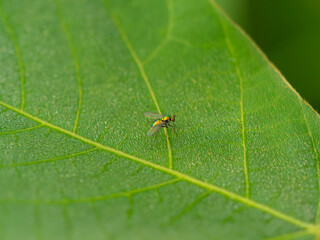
102, 1, 173, 169
0, 124, 43, 136
3, 179, 180, 205
264, 230, 314, 240
170, 190, 211, 223
300, 102, 320, 222
0, 2, 26, 110
0, 100, 314, 230
0, 147, 97, 168
53, 0, 83, 134
208, 0, 320, 120
215, 8, 250, 197
96, 119, 117, 143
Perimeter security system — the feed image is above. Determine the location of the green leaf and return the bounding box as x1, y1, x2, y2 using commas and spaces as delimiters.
0, 0, 319, 239
215, 0, 320, 111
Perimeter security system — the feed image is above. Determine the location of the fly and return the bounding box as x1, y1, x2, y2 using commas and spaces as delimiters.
144, 112, 176, 147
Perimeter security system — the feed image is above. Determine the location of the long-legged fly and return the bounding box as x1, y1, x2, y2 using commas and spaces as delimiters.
144, 112, 176, 147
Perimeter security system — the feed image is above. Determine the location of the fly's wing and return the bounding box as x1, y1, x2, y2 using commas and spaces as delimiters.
147, 122, 165, 136
144, 112, 164, 119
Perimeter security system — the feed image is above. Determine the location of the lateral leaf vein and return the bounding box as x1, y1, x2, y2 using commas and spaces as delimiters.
0, 100, 314, 230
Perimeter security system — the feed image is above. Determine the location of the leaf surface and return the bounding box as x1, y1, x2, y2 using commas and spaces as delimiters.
0, 0, 319, 239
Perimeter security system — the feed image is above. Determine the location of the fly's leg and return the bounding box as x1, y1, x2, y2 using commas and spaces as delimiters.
151, 130, 159, 149
168, 123, 177, 135
173, 124, 177, 134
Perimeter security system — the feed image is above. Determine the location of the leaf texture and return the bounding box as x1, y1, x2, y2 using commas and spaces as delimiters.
0, 0, 319, 239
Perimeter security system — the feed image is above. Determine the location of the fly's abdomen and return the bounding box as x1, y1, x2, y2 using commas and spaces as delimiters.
152, 119, 163, 127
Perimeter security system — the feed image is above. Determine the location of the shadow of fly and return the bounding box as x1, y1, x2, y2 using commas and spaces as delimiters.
144, 112, 176, 148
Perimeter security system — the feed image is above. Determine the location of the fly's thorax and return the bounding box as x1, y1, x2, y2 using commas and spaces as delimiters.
162, 116, 170, 122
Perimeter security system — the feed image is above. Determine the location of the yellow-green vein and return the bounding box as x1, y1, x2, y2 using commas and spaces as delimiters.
208, 0, 320, 120
53, 0, 83, 134
300, 101, 320, 222
51, 178, 179, 204
170, 190, 212, 223
0, 1, 25, 110
1, 178, 180, 205
0, 124, 43, 136
264, 230, 314, 240
0, 148, 97, 168
0, 100, 315, 230
96, 119, 117, 143
215, 9, 250, 198
102, 1, 173, 169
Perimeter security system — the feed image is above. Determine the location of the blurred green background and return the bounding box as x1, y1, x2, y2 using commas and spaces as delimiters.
216, 0, 320, 112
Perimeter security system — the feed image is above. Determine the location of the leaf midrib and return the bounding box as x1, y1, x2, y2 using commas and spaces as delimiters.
1, 0, 319, 235
0, 100, 315, 231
